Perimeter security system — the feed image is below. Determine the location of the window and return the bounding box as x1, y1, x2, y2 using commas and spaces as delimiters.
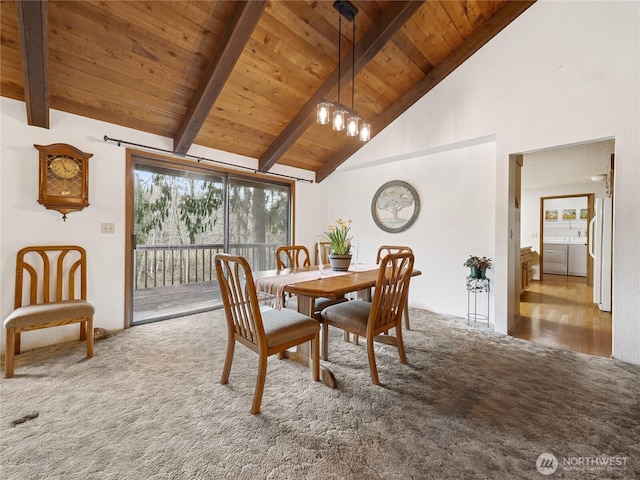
127, 152, 292, 325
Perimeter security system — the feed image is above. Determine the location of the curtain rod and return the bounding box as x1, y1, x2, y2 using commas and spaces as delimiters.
103, 135, 313, 183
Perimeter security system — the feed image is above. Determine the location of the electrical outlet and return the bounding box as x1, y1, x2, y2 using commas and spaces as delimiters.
101, 223, 115, 234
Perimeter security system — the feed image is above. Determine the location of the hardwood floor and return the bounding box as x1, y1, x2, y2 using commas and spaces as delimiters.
512, 274, 612, 357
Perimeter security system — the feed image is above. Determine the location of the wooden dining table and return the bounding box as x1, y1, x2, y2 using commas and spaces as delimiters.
254, 264, 421, 388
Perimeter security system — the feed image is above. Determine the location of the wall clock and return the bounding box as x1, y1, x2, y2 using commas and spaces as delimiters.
35, 143, 93, 221
371, 180, 420, 233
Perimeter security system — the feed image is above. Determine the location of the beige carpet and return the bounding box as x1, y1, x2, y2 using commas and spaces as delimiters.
1, 309, 638, 479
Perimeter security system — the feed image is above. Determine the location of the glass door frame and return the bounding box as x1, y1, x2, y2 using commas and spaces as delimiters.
124, 148, 295, 328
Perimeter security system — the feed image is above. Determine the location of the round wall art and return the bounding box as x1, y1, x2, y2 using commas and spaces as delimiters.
371, 180, 420, 233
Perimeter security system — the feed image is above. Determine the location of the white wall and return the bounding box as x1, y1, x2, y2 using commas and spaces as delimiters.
326, 1, 640, 364
330, 139, 496, 319
0, 98, 324, 353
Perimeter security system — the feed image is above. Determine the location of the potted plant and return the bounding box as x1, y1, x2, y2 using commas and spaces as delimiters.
464, 255, 493, 279
324, 218, 352, 271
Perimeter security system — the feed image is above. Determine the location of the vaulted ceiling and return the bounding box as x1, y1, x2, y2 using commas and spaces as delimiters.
1, 0, 534, 182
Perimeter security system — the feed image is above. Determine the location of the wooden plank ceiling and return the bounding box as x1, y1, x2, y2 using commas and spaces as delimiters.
0, 0, 534, 182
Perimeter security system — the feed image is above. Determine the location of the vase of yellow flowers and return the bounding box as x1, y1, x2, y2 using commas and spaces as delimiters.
325, 218, 352, 271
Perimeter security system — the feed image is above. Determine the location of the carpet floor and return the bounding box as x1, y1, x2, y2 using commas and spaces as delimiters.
1, 308, 638, 479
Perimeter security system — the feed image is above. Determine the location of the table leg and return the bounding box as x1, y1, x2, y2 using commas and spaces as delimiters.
403, 298, 411, 330
292, 295, 337, 388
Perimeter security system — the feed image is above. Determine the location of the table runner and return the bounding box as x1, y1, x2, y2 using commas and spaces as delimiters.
254, 264, 378, 309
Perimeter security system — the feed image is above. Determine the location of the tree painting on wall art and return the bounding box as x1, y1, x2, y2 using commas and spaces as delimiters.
371, 180, 420, 233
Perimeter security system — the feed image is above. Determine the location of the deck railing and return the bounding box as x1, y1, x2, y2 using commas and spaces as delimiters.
134, 243, 280, 289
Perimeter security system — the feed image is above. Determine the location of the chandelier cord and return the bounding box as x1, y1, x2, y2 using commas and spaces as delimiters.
351, 22, 355, 112
337, 15, 342, 107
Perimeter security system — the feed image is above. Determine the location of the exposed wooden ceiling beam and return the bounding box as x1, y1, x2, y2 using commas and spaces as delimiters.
258, 1, 425, 173
173, 1, 267, 153
16, 0, 49, 128
315, 0, 537, 183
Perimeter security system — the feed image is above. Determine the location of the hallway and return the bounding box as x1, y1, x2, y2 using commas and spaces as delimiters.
512, 274, 612, 357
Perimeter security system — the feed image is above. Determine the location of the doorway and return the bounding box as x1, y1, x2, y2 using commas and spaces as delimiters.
539, 194, 593, 284
511, 139, 614, 356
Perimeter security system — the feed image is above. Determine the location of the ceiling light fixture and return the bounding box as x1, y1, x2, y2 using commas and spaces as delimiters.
317, 1, 370, 142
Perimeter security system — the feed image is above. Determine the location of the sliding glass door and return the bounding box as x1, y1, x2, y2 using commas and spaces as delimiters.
126, 151, 291, 326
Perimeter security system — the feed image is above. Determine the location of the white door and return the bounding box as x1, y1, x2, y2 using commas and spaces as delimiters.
589, 198, 613, 311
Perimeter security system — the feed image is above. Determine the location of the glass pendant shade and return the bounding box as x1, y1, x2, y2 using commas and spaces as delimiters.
333, 109, 346, 131
359, 122, 371, 142
316, 102, 330, 125
346, 116, 359, 136
320, 3, 367, 140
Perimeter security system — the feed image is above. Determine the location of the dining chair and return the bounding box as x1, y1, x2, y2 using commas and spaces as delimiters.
348, 244, 414, 345
4, 245, 95, 378
313, 241, 332, 266
215, 253, 320, 414
276, 244, 347, 359
320, 251, 414, 385
377, 245, 413, 330
276, 245, 311, 269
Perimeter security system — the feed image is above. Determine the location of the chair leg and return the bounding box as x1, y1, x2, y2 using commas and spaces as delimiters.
220, 337, 235, 385
311, 334, 320, 382
79, 321, 86, 341
396, 322, 408, 364
322, 321, 329, 361
252, 353, 268, 415
366, 335, 380, 385
5, 327, 15, 378
14, 331, 21, 355
345, 332, 360, 345
86, 316, 94, 359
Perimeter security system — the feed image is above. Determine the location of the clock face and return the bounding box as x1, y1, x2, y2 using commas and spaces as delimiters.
49, 156, 80, 179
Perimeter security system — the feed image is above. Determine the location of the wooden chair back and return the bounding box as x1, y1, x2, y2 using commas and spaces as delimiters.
215, 253, 265, 350
375, 245, 413, 264
276, 245, 311, 270
314, 241, 332, 265
368, 252, 415, 336
15, 245, 87, 308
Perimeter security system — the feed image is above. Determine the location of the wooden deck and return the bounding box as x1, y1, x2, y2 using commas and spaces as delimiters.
133, 281, 223, 323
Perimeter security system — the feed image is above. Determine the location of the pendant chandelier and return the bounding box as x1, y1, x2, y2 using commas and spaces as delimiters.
316, 1, 370, 142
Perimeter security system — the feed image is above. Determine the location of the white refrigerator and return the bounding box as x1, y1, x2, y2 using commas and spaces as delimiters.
588, 197, 612, 311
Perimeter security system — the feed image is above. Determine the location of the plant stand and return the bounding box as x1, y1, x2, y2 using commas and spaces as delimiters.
466, 276, 490, 327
